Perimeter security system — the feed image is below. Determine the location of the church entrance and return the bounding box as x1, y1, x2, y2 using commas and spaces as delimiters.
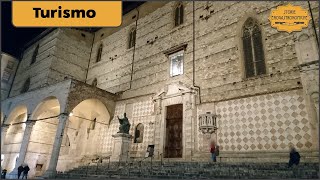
164, 104, 183, 158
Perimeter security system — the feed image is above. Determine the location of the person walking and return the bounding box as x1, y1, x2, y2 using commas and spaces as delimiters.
22, 165, 30, 179
210, 141, 217, 162
18, 164, 24, 179
288, 146, 300, 168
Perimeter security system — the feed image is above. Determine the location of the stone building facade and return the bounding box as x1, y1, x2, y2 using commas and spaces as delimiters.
1, 1, 319, 178
1, 53, 19, 101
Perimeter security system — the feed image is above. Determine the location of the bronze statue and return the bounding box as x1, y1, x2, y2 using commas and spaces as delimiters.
117, 113, 131, 134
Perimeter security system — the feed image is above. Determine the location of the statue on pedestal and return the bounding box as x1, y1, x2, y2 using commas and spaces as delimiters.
117, 113, 131, 134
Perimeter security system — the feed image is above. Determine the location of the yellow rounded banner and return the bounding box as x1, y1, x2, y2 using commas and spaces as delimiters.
12, 1, 122, 27
269, 4, 311, 33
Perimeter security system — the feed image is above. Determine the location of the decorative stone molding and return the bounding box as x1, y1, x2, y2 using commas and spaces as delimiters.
198, 113, 218, 134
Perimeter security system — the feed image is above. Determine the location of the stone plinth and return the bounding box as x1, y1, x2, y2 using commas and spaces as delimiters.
110, 133, 132, 162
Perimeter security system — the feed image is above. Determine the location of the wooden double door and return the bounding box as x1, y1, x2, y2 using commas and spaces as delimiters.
164, 104, 183, 158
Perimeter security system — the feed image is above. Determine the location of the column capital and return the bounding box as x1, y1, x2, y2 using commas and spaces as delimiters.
25, 119, 36, 127
1, 124, 10, 131
59, 112, 70, 117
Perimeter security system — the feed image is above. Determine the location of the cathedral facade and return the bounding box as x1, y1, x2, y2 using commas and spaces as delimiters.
1, 1, 319, 178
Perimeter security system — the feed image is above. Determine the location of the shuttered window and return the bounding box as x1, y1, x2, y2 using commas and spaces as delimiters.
242, 18, 266, 78
92, 78, 97, 87
96, 44, 103, 63
128, 28, 136, 49
31, 44, 39, 65
21, 78, 30, 93
175, 4, 184, 27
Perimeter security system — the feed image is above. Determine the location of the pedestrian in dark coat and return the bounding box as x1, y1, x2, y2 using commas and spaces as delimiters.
288, 147, 300, 168
18, 165, 24, 179
22, 165, 30, 179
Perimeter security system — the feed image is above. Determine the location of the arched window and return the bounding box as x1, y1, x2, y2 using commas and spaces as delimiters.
174, 3, 184, 27
92, 78, 98, 87
134, 123, 144, 143
128, 28, 136, 49
96, 44, 103, 63
31, 44, 39, 65
21, 78, 30, 93
242, 18, 266, 78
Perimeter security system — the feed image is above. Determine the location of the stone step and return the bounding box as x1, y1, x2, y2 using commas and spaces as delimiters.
54, 162, 319, 179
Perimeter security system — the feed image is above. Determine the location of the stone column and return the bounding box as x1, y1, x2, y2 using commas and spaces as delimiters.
182, 91, 196, 159
1, 125, 9, 149
153, 98, 162, 159
43, 113, 68, 178
7, 119, 36, 178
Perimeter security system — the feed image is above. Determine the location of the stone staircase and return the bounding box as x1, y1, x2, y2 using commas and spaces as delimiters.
54, 161, 319, 179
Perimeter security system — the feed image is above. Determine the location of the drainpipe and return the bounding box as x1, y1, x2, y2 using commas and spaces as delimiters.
85, 32, 96, 83
129, 8, 140, 90
307, 1, 319, 50
192, 1, 202, 104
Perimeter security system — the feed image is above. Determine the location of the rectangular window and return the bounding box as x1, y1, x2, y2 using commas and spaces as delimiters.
169, 50, 184, 77
2, 70, 11, 82
6, 61, 14, 70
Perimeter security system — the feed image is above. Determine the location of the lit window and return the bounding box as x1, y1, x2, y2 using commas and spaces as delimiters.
169, 50, 184, 77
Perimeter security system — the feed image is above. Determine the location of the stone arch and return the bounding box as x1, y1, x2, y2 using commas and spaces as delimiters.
25, 96, 61, 177
134, 123, 144, 143
56, 98, 110, 172
2, 105, 28, 172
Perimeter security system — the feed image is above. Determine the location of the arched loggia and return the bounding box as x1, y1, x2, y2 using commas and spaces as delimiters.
2, 105, 28, 172
25, 96, 60, 178
56, 98, 110, 172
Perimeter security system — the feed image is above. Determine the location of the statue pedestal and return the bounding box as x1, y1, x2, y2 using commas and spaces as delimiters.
110, 133, 132, 162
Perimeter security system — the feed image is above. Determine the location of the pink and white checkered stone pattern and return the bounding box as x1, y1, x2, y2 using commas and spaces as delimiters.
130, 116, 156, 152
101, 104, 126, 152
132, 101, 154, 117
214, 90, 313, 152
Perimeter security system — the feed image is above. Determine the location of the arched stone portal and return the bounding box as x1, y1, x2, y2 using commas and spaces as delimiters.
56, 98, 110, 172
1, 105, 28, 172
24, 96, 60, 178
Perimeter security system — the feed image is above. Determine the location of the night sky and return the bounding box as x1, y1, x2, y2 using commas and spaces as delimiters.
1, 1, 145, 59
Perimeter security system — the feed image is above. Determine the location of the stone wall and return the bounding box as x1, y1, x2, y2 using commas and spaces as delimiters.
87, 1, 319, 103
9, 29, 93, 97
85, 1, 319, 159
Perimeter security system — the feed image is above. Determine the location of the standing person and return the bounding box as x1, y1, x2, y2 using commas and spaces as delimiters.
18, 164, 24, 179
1, 169, 7, 179
210, 141, 217, 162
288, 146, 300, 168
22, 165, 30, 179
